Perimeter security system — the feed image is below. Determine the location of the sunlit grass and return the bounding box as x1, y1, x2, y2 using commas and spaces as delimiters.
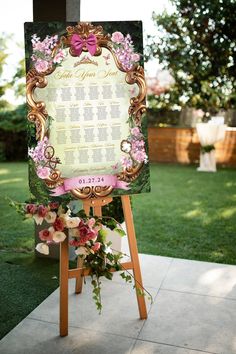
132, 163, 236, 265
0, 162, 33, 250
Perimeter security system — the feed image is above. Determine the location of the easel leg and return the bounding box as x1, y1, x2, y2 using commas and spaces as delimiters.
121, 195, 147, 319
60, 234, 69, 336
75, 202, 91, 294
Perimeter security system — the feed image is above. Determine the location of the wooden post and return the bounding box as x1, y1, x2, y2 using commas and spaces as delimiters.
60, 233, 69, 336
121, 195, 147, 319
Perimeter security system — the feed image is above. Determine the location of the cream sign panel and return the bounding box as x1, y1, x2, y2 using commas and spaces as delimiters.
25, 22, 150, 199
35, 47, 135, 177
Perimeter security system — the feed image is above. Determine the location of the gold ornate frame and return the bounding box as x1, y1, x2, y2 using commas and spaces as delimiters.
26, 22, 147, 199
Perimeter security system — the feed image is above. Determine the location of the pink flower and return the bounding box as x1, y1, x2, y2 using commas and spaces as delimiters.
53, 217, 65, 232
91, 242, 101, 253
132, 150, 147, 163
38, 205, 48, 218
48, 202, 59, 210
121, 156, 133, 169
131, 53, 140, 62
26, 204, 37, 215
33, 41, 45, 51
111, 31, 124, 43
37, 166, 51, 179
131, 127, 141, 137
53, 50, 65, 64
34, 59, 50, 73
39, 228, 53, 242
87, 218, 96, 228
69, 239, 81, 247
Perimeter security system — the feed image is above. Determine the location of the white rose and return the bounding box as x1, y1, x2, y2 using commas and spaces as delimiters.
53, 231, 67, 243
69, 228, 80, 237
75, 246, 89, 256
45, 211, 57, 224
35, 242, 49, 255
65, 217, 80, 228
33, 214, 44, 225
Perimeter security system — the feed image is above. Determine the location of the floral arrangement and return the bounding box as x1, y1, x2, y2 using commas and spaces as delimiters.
28, 137, 58, 179
121, 127, 148, 169
31, 34, 66, 73
111, 32, 140, 71
12, 200, 153, 312
31, 31, 140, 74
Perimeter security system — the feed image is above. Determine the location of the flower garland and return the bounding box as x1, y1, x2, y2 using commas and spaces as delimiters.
111, 31, 140, 71
31, 34, 66, 73
12, 200, 152, 312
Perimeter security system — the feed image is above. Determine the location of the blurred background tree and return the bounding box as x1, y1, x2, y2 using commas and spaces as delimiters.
146, 0, 236, 122
0, 35, 27, 161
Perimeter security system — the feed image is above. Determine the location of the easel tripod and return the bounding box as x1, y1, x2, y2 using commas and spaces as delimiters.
59, 195, 147, 336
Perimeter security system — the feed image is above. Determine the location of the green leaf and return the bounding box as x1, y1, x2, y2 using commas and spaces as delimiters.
114, 227, 126, 237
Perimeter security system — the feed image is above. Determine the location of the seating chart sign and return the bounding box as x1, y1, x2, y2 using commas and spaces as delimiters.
25, 22, 150, 199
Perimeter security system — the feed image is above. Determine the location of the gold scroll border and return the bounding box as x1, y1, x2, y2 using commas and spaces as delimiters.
26, 22, 147, 199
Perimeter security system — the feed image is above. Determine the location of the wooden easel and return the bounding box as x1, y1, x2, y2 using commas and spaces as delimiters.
59, 195, 147, 336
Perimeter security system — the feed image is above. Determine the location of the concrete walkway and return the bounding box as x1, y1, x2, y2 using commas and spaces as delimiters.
1, 254, 236, 354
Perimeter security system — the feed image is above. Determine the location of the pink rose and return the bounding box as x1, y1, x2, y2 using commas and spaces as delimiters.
38, 205, 48, 218
79, 225, 90, 238
26, 204, 37, 215
37, 166, 51, 179
34, 59, 50, 73
111, 31, 124, 44
53, 217, 65, 231
131, 53, 140, 62
69, 239, 81, 247
91, 242, 101, 253
39, 228, 53, 241
49, 202, 59, 210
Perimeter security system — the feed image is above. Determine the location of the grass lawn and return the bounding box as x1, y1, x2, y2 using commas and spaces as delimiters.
0, 162, 59, 339
0, 161, 236, 338
133, 163, 236, 264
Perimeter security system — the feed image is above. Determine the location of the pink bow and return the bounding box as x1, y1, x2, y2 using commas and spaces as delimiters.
71, 33, 97, 56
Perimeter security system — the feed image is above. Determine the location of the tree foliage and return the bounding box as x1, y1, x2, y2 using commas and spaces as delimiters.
147, 0, 236, 114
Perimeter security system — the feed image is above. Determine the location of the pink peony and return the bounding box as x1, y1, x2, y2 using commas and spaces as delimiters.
111, 31, 124, 43
37, 166, 51, 179
91, 242, 101, 253
38, 205, 48, 218
34, 59, 50, 73
53, 217, 65, 231
26, 204, 37, 215
39, 228, 53, 242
